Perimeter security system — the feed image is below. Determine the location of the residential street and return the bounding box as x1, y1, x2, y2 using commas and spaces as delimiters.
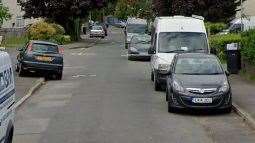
13, 28, 255, 143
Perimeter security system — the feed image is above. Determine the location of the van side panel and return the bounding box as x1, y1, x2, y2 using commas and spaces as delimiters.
0, 52, 15, 143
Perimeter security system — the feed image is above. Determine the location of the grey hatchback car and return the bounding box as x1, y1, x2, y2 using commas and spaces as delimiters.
166, 53, 232, 113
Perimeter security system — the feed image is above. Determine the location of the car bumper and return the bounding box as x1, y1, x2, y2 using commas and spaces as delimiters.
169, 91, 232, 110
90, 34, 104, 37
155, 70, 167, 85
22, 61, 63, 73
128, 54, 151, 60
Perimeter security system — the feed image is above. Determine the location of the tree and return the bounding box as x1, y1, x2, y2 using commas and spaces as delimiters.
114, 0, 153, 20
153, 0, 243, 22
21, 0, 106, 41
0, 4, 11, 27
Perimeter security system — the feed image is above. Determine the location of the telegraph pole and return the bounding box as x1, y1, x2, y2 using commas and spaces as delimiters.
240, 0, 244, 31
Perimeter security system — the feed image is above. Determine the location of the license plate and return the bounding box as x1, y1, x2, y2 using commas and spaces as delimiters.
36, 56, 52, 62
192, 98, 212, 103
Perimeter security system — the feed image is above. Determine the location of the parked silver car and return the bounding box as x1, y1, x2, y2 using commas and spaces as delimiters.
90, 26, 105, 38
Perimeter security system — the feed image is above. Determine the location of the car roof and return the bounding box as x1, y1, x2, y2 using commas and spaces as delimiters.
31, 40, 58, 46
176, 53, 217, 59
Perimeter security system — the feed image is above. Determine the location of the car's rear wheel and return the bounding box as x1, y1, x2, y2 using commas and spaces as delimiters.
166, 89, 169, 101
223, 107, 232, 113
57, 72, 63, 80
18, 65, 26, 77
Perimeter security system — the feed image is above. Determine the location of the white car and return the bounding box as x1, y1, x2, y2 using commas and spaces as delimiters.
149, 16, 210, 91
0, 51, 15, 143
90, 26, 105, 38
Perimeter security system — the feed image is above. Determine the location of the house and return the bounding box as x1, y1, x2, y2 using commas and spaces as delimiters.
0, 0, 37, 28
237, 0, 255, 17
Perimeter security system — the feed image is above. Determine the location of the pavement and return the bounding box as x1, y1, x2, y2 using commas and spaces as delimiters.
230, 75, 255, 124
12, 27, 255, 143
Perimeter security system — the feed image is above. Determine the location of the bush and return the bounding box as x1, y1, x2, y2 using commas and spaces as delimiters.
241, 29, 255, 65
205, 22, 227, 35
50, 23, 65, 35
27, 21, 71, 45
50, 35, 71, 45
209, 34, 241, 61
27, 21, 56, 40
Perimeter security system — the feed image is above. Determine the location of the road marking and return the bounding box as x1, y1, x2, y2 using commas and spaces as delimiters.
72, 74, 97, 78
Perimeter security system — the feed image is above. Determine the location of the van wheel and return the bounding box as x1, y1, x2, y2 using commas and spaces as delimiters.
166, 89, 169, 101
151, 72, 154, 81
4, 126, 13, 143
154, 76, 161, 91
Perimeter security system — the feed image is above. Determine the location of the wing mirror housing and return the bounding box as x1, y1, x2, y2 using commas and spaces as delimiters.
17, 47, 23, 51
225, 71, 230, 76
148, 47, 156, 54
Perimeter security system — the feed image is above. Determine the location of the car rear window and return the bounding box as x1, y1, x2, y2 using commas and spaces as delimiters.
32, 44, 59, 54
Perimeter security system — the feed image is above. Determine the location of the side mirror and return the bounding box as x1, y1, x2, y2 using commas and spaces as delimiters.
17, 47, 23, 51
225, 71, 230, 76
148, 47, 155, 54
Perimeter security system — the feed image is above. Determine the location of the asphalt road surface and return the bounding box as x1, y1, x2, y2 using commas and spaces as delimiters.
14, 27, 255, 143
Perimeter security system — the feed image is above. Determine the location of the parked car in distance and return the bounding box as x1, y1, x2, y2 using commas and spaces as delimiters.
16, 40, 64, 80
0, 51, 15, 143
166, 53, 232, 113
128, 34, 151, 61
124, 17, 148, 49
90, 26, 105, 38
149, 16, 210, 91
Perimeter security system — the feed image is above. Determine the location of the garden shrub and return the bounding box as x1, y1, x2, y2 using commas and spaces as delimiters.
27, 21, 71, 45
209, 34, 241, 61
241, 29, 255, 65
205, 22, 227, 35
27, 21, 56, 40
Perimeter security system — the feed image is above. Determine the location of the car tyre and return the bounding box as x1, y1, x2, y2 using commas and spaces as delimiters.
18, 65, 26, 77
168, 101, 175, 113
4, 126, 13, 143
56, 72, 63, 80
166, 89, 169, 101
223, 107, 232, 113
154, 75, 161, 91
151, 72, 154, 81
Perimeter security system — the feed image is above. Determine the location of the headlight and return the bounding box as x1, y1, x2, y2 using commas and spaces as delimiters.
219, 81, 229, 93
173, 80, 184, 93
158, 64, 170, 73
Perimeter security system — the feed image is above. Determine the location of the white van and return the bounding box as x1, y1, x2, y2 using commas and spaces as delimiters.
124, 17, 148, 49
149, 16, 210, 91
0, 51, 15, 143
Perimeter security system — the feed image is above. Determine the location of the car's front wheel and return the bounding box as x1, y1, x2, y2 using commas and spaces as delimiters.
151, 72, 154, 81
4, 126, 13, 143
168, 101, 176, 113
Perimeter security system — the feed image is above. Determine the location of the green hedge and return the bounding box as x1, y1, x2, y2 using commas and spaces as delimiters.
209, 34, 241, 61
205, 22, 227, 35
241, 29, 255, 65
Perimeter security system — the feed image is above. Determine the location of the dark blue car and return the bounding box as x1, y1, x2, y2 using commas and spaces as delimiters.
16, 40, 64, 80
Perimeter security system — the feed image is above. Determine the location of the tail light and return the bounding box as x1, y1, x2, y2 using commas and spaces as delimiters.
27, 43, 33, 54
59, 46, 64, 54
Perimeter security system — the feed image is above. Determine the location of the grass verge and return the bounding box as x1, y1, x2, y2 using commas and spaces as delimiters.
1, 36, 29, 48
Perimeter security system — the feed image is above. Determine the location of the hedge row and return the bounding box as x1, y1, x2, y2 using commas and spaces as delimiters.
209, 34, 241, 61
241, 29, 255, 65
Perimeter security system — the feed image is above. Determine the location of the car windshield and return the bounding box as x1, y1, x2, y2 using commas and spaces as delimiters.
131, 36, 151, 49
174, 57, 224, 75
158, 32, 208, 53
127, 24, 147, 34
92, 26, 102, 30
32, 44, 59, 54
